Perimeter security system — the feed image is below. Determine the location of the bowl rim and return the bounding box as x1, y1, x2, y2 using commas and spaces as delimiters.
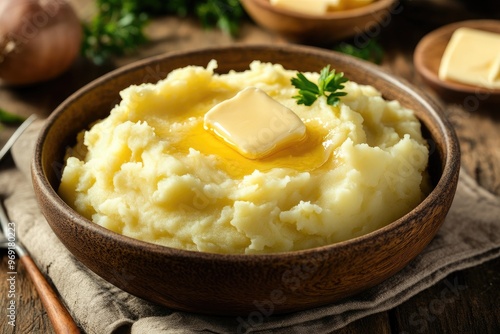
413, 19, 500, 96
33, 44, 460, 262
242, 0, 398, 20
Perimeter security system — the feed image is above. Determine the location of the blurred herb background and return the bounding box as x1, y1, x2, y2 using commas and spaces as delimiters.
81, 0, 385, 66
0, 109, 25, 125
334, 39, 384, 65
82, 0, 245, 65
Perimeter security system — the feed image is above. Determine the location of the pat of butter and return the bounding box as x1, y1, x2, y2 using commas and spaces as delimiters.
204, 87, 306, 159
330, 0, 374, 10
489, 53, 500, 83
439, 27, 500, 89
270, 0, 336, 15
270, 0, 373, 14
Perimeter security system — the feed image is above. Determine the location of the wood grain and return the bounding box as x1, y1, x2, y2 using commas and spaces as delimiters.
1, 0, 500, 332
414, 20, 500, 103
240, 0, 396, 44
0, 253, 55, 334
447, 105, 500, 196
391, 258, 500, 333
19, 256, 80, 334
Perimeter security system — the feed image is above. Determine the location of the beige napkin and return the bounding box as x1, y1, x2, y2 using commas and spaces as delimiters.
3, 119, 500, 334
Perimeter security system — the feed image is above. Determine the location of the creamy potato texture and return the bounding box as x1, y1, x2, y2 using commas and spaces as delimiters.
59, 61, 430, 254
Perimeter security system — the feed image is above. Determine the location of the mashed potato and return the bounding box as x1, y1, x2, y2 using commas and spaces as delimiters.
59, 61, 430, 254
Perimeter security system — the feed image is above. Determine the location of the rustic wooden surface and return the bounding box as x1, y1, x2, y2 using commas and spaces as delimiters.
1, 0, 500, 333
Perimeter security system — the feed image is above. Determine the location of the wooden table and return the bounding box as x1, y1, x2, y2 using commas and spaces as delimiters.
1, 1, 499, 333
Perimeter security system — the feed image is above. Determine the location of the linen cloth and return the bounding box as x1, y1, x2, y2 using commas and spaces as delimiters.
3, 119, 500, 333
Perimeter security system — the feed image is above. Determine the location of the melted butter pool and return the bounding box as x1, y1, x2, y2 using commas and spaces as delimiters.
160, 117, 333, 178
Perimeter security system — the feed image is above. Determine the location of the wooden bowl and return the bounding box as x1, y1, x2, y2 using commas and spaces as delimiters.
32, 45, 460, 315
414, 20, 500, 105
240, 0, 398, 45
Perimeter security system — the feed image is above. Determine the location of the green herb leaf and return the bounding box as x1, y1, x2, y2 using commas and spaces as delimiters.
0, 109, 26, 124
81, 0, 148, 65
196, 0, 244, 37
82, 0, 246, 65
291, 73, 319, 94
291, 66, 348, 106
334, 39, 384, 64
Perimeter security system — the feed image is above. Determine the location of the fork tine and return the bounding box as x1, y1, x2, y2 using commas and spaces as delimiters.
0, 200, 27, 256
0, 114, 37, 162
0, 198, 10, 232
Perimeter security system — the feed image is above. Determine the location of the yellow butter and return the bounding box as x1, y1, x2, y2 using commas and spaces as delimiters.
270, 0, 331, 15
439, 27, 500, 89
270, 0, 372, 13
203, 87, 307, 159
489, 53, 500, 83
329, 0, 374, 10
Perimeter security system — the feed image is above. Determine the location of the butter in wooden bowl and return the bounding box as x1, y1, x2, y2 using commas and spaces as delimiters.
439, 27, 500, 89
270, 0, 376, 15
58, 60, 430, 255
240, 0, 396, 45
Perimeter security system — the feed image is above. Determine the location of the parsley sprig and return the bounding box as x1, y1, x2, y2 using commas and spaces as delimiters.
291, 66, 348, 106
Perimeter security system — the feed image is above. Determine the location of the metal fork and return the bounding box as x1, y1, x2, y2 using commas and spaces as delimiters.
1, 114, 80, 333
0, 114, 37, 162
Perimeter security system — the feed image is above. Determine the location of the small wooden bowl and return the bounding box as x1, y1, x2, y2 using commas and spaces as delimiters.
240, 0, 397, 45
32, 45, 460, 315
414, 20, 500, 105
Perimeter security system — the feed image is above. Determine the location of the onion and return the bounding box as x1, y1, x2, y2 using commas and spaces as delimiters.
0, 0, 82, 86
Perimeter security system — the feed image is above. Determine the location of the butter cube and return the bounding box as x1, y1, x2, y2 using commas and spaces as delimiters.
270, 0, 373, 13
439, 27, 500, 89
270, 0, 332, 15
331, 0, 374, 10
204, 87, 306, 159
488, 53, 500, 83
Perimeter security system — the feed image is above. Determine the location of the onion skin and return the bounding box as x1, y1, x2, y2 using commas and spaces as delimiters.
0, 0, 82, 86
